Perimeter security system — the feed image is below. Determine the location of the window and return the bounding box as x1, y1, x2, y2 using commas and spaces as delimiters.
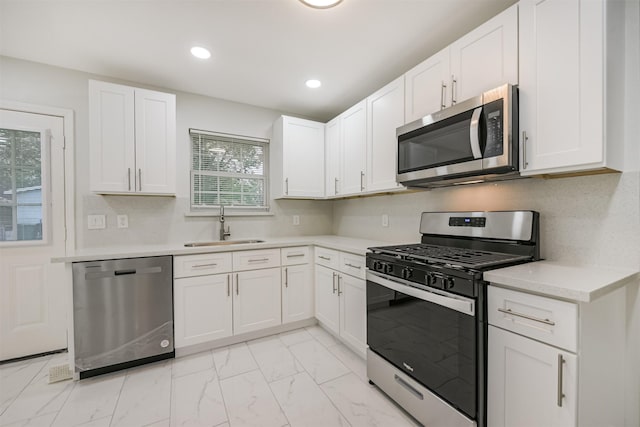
190, 129, 269, 212
0, 128, 45, 242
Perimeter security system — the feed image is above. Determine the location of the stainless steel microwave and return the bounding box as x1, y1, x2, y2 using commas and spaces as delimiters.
396, 84, 518, 187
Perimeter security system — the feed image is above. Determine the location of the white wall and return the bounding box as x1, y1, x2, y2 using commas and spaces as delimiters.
0, 56, 334, 248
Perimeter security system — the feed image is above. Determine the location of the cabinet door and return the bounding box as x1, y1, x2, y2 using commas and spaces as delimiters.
282, 264, 314, 324
450, 4, 518, 103
519, 0, 604, 175
404, 47, 450, 122
282, 116, 325, 197
89, 80, 136, 193
488, 326, 577, 427
134, 88, 176, 194
314, 265, 340, 335
340, 100, 367, 195
325, 117, 341, 197
338, 274, 367, 357
233, 268, 282, 335
367, 76, 405, 192
174, 274, 233, 348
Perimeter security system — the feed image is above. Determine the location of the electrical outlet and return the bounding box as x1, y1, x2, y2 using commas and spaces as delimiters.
293, 215, 300, 226
87, 214, 106, 230
117, 214, 129, 229
382, 214, 389, 227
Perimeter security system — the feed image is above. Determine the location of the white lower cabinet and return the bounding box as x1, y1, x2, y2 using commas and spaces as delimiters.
174, 274, 233, 348
282, 264, 314, 324
233, 268, 282, 335
314, 250, 367, 357
488, 326, 577, 427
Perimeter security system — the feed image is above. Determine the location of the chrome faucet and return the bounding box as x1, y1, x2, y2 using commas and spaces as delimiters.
219, 205, 231, 241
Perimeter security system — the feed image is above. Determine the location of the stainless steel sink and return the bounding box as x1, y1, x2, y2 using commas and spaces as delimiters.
184, 239, 264, 247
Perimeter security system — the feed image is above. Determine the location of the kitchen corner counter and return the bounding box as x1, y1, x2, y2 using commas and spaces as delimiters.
52, 235, 394, 263
484, 261, 640, 303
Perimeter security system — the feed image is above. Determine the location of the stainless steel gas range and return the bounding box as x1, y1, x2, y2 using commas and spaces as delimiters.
366, 211, 540, 427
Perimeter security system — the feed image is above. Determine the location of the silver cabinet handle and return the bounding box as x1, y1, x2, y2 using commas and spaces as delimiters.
360, 171, 365, 191
522, 131, 529, 169
451, 76, 457, 105
440, 82, 447, 110
227, 274, 230, 297
285, 178, 289, 195
344, 263, 361, 269
286, 253, 305, 258
236, 273, 239, 295
138, 169, 142, 191
248, 258, 269, 263
337, 275, 343, 296
318, 255, 331, 261
334, 177, 338, 195
557, 354, 566, 407
497, 307, 556, 326
192, 263, 218, 268
128, 168, 131, 191
284, 267, 288, 288
332, 272, 337, 294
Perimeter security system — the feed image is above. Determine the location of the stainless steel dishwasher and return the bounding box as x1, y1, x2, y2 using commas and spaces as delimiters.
72, 256, 174, 378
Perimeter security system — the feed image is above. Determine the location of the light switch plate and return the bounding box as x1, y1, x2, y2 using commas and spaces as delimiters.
117, 214, 129, 229
87, 214, 106, 230
382, 214, 389, 227
293, 215, 300, 226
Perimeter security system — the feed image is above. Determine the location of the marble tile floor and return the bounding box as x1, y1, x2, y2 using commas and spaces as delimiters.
0, 326, 420, 427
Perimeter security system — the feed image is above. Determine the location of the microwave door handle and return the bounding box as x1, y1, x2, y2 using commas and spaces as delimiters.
469, 106, 483, 159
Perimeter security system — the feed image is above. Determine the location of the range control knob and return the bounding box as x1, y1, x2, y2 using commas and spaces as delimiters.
372, 261, 381, 271
401, 267, 413, 280
384, 264, 393, 274
425, 273, 435, 286
445, 277, 456, 290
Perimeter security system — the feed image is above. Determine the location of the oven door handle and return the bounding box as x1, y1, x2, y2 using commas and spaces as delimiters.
367, 271, 475, 316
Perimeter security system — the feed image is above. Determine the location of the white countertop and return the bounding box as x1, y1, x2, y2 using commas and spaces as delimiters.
52, 235, 399, 263
484, 260, 640, 303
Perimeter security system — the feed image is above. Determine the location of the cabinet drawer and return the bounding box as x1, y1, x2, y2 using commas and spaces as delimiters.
281, 246, 311, 266
233, 249, 281, 271
174, 252, 233, 278
488, 286, 578, 352
339, 252, 366, 279
315, 247, 340, 270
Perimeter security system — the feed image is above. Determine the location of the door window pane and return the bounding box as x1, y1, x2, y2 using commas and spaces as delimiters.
0, 128, 43, 242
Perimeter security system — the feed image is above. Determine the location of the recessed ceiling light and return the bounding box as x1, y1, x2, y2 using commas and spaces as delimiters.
306, 79, 322, 89
299, 0, 342, 9
190, 46, 211, 59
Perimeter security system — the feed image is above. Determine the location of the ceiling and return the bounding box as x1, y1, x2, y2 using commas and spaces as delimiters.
0, 0, 515, 122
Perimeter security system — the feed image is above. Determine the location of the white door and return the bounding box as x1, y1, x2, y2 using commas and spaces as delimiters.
173, 274, 233, 348
338, 274, 367, 357
0, 109, 67, 361
367, 76, 405, 192
404, 47, 451, 121
488, 326, 577, 427
340, 100, 367, 195
282, 117, 325, 198
282, 264, 314, 324
314, 265, 339, 334
233, 268, 282, 335
325, 117, 341, 197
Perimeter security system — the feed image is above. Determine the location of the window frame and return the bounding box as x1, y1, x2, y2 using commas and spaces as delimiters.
189, 128, 270, 214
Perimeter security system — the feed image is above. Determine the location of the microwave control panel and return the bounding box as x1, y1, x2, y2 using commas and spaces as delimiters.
483, 99, 504, 157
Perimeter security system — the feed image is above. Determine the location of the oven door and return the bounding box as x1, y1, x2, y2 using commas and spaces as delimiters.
366, 271, 478, 420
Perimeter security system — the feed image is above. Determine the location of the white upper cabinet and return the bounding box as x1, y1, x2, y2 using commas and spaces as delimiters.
518, 0, 624, 175
89, 80, 176, 195
272, 116, 325, 199
340, 100, 367, 195
324, 117, 341, 197
366, 76, 405, 192
405, 47, 450, 123
449, 4, 518, 104
404, 4, 518, 123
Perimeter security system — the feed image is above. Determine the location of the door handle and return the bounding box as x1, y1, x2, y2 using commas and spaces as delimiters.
236, 273, 239, 295
138, 169, 142, 191
469, 106, 483, 159
227, 274, 230, 297
334, 177, 338, 195
284, 267, 288, 288
285, 178, 289, 195
440, 82, 447, 110
557, 354, 566, 407
522, 131, 529, 169
360, 171, 365, 191
394, 375, 424, 400
337, 275, 343, 296
497, 307, 555, 326
451, 76, 457, 105
127, 168, 131, 191
332, 272, 337, 294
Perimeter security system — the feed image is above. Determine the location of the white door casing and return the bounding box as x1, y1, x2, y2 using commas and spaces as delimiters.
0, 109, 68, 361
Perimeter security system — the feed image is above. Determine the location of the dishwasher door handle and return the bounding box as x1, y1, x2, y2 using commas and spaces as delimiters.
114, 269, 137, 276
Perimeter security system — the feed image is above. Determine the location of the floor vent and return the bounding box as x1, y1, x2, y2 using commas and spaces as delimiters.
48, 364, 73, 383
